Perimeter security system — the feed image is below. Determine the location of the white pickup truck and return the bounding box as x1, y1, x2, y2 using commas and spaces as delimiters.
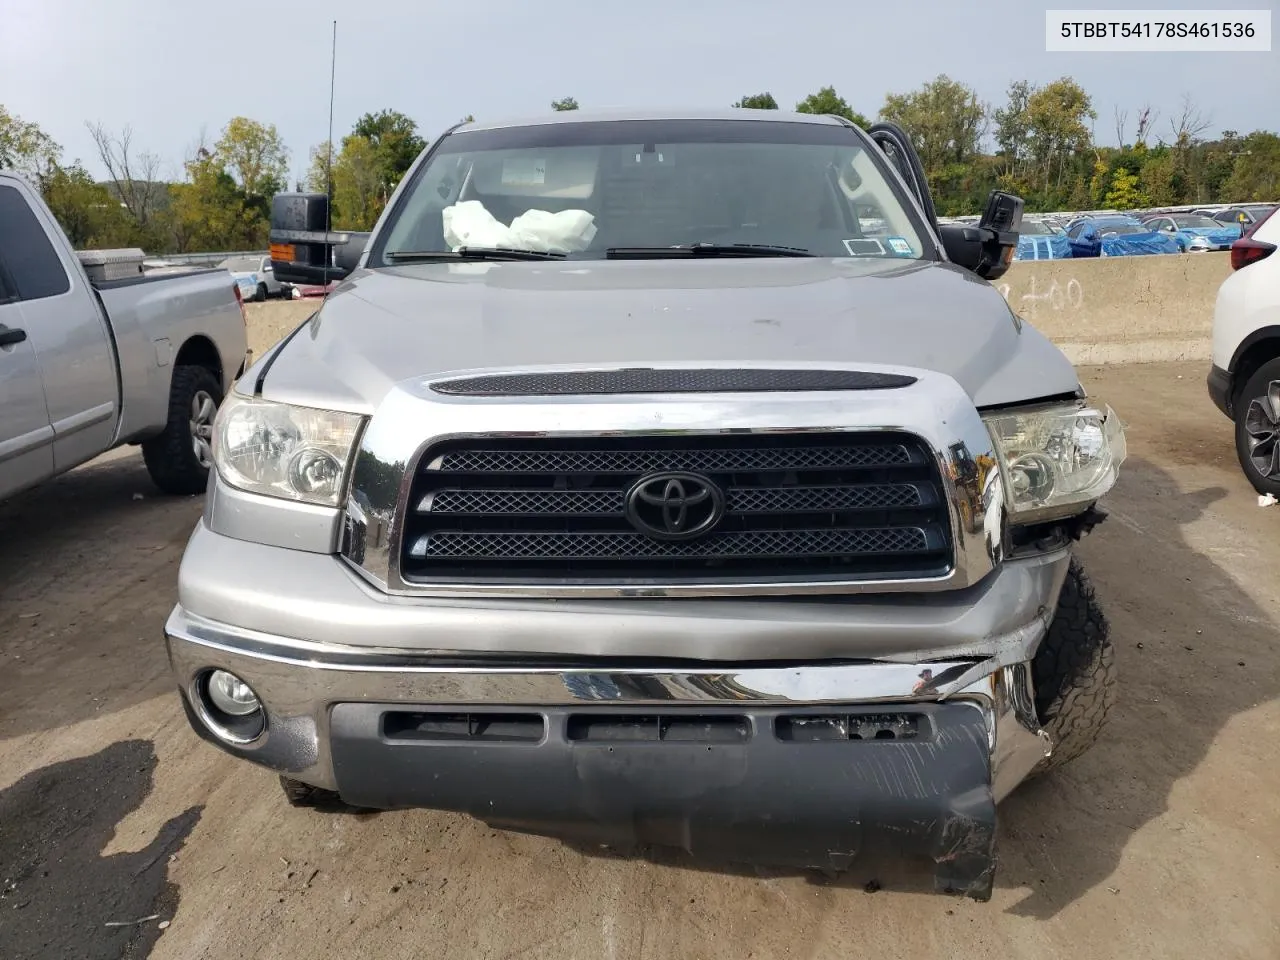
0, 171, 249, 500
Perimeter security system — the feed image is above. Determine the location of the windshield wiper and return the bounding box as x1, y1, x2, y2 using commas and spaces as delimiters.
606, 243, 813, 259
386, 247, 567, 262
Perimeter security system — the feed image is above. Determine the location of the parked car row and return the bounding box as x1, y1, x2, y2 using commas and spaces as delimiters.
1009, 209, 1273, 261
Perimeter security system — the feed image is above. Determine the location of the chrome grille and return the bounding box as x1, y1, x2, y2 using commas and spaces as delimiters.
400, 433, 953, 584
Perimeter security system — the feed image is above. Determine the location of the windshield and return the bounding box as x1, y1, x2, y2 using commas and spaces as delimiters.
1172, 215, 1221, 229
374, 119, 930, 263
1097, 221, 1146, 236
222, 257, 260, 272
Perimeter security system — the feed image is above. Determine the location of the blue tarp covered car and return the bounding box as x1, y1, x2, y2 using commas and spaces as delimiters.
1065, 215, 1182, 257
1014, 219, 1072, 260
1141, 213, 1242, 252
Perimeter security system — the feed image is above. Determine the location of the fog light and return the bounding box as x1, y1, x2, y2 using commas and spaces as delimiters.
207, 670, 261, 716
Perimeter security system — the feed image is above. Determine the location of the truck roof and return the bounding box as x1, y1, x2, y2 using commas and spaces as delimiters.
462, 107, 848, 133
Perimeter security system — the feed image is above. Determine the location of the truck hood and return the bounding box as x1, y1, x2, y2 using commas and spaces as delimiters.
256, 257, 1079, 413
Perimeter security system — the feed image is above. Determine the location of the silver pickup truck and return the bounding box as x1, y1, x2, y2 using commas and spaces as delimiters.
165, 110, 1126, 899
0, 172, 249, 500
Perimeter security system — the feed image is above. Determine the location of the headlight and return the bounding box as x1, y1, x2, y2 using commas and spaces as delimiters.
212, 392, 364, 506
983, 400, 1126, 522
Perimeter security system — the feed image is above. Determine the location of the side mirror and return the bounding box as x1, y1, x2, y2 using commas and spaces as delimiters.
268, 192, 371, 285
937, 189, 1023, 282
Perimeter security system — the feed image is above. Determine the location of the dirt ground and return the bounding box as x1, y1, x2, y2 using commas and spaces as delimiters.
2, 310, 1278, 958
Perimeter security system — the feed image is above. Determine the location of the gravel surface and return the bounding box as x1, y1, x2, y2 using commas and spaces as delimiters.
1, 313, 1277, 958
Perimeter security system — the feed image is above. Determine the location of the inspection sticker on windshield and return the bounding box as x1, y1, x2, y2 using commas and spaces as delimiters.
501, 157, 546, 186
843, 238, 885, 256
885, 236, 914, 256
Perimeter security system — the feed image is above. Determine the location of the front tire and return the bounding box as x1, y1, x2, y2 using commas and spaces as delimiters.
256, 282, 268, 302
142, 365, 222, 495
1233, 357, 1280, 497
1030, 557, 1116, 775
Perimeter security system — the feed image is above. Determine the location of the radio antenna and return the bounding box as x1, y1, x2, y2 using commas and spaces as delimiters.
323, 19, 337, 289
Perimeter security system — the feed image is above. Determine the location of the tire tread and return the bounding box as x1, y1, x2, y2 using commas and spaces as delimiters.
1031, 557, 1117, 774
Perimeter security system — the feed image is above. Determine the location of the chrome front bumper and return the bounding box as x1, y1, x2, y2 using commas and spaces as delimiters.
166, 522, 1067, 896
166, 600, 1051, 801
167, 522, 1067, 794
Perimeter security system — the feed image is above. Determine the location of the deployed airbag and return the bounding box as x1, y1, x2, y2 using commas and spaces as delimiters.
442, 200, 597, 253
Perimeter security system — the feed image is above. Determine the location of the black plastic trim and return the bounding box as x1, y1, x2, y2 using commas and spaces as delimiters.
430, 368, 917, 397
1207, 364, 1233, 418
329, 701, 996, 898
1227, 325, 1280, 375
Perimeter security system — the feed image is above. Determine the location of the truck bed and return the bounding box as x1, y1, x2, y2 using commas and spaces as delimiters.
95, 267, 247, 444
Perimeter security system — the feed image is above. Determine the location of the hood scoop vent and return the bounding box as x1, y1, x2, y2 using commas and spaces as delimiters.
429, 368, 917, 397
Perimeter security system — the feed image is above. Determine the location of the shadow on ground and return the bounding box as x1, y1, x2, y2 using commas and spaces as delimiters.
994, 455, 1275, 918
0, 739, 202, 960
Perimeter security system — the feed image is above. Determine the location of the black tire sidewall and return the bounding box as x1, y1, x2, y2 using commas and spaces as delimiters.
257, 283, 268, 302
142, 365, 223, 495
1233, 357, 1280, 497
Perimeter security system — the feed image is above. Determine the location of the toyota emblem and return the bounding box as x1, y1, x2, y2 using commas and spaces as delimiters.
624, 471, 725, 541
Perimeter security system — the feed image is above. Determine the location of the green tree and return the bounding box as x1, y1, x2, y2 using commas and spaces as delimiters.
733, 93, 779, 109
551, 96, 579, 112
215, 117, 289, 199
167, 148, 263, 252
880, 76, 987, 172
993, 80, 1034, 174
1225, 131, 1280, 201
352, 109, 426, 189
305, 140, 332, 194
41, 163, 134, 248
1103, 166, 1148, 209
330, 135, 384, 230
1138, 150, 1177, 206
795, 86, 868, 127
0, 105, 59, 179
1025, 78, 1096, 198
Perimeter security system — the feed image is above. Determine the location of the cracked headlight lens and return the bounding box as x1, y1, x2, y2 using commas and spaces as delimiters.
212, 392, 364, 506
983, 400, 1126, 522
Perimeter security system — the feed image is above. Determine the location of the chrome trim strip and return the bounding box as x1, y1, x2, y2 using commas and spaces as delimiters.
171, 607, 982, 702
340, 362, 1005, 599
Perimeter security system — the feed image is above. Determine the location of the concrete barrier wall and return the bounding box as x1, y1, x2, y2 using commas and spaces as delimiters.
997, 252, 1232, 365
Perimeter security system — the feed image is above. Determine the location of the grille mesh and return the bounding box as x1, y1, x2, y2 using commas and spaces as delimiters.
434, 444, 912, 475
409, 527, 928, 560
401, 433, 952, 584
424, 484, 923, 517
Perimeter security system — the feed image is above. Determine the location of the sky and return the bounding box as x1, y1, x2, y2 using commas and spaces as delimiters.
2, 0, 1277, 185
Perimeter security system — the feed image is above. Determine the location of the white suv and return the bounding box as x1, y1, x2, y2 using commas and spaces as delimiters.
1208, 206, 1280, 494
